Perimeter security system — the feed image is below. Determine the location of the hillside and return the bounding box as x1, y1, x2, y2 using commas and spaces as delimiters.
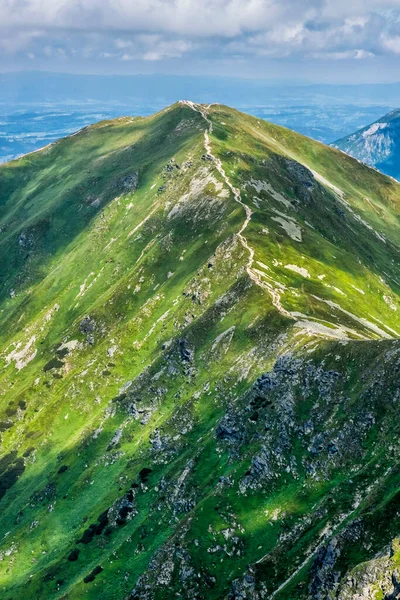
0, 101, 399, 600
333, 108, 400, 180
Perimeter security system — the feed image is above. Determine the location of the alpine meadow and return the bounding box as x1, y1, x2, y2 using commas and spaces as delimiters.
0, 99, 399, 599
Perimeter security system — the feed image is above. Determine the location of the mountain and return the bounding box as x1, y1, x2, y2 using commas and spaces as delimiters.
1, 104, 392, 165
333, 108, 400, 180
1, 72, 396, 164
0, 101, 399, 600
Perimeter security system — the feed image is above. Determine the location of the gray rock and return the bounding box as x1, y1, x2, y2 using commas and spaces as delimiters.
80, 316, 96, 334
229, 571, 260, 599
119, 173, 138, 192
385, 574, 400, 600
282, 157, 315, 190
309, 538, 341, 599
216, 413, 244, 443
107, 428, 122, 449
107, 492, 136, 528
179, 339, 194, 363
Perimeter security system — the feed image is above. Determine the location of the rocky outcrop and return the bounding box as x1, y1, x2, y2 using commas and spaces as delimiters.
332, 540, 400, 600
309, 538, 341, 599
229, 571, 261, 600
216, 412, 245, 444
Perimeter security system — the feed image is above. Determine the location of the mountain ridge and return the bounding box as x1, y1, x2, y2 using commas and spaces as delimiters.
333, 108, 400, 181
0, 101, 399, 599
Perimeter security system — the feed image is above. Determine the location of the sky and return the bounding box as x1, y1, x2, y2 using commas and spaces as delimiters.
1, 0, 400, 83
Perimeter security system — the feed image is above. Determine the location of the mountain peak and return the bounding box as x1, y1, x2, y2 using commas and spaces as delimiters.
333, 107, 400, 180
0, 102, 399, 599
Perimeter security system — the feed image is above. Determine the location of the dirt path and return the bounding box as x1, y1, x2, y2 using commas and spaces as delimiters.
180, 100, 297, 320
179, 102, 379, 336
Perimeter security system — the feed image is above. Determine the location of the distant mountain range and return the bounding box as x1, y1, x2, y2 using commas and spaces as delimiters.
1, 71, 399, 163
333, 109, 400, 180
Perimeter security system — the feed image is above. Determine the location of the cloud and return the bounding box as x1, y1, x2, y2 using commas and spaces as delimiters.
0, 0, 399, 71
115, 39, 134, 50
0, 29, 43, 54
382, 34, 400, 54
143, 40, 193, 61
309, 49, 375, 60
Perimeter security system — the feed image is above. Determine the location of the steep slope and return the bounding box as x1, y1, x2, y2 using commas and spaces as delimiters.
0, 102, 399, 600
333, 109, 400, 180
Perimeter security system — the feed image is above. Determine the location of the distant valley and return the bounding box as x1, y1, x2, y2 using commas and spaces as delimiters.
0, 103, 392, 164
1, 71, 398, 164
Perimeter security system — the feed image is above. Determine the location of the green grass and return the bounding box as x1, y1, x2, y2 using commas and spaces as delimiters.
0, 102, 398, 599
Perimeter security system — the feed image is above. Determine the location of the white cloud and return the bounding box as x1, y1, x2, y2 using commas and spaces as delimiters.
354, 49, 375, 59
381, 34, 400, 54
0, 0, 399, 67
143, 40, 193, 61
309, 49, 375, 60
115, 39, 134, 50
121, 53, 137, 61
0, 29, 43, 53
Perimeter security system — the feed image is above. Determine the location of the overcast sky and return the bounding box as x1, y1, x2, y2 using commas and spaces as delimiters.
1, 0, 400, 83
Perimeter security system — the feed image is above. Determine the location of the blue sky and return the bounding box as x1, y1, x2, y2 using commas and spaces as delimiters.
1, 0, 400, 83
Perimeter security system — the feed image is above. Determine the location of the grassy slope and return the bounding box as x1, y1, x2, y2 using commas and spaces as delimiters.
0, 103, 398, 599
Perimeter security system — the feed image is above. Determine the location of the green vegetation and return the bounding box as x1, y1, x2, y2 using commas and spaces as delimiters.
0, 102, 398, 599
